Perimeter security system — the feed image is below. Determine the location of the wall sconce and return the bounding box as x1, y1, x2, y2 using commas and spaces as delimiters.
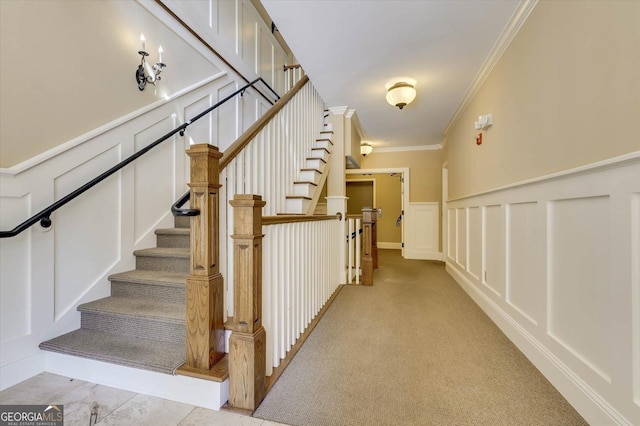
136, 34, 166, 91
386, 82, 416, 110
361, 142, 373, 157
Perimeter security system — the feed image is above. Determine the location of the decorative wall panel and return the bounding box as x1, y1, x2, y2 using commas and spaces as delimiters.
482, 205, 503, 296
467, 206, 481, 280
506, 202, 541, 325
54, 145, 121, 319
548, 195, 612, 382
405, 203, 440, 260
448, 209, 456, 261
456, 208, 467, 268
0, 194, 31, 342
633, 193, 640, 407
134, 116, 176, 243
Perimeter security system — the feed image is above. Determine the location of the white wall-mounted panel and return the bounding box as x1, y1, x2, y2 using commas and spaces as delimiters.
548, 195, 612, 383
217, 81, 238, 152
184, 95, 213, 147
467, 206, 481, 280
134, 116, 176, 244
217, 0, 237, 52
241, 91, 258, 133
633, 192, 640, 407
174, 0, 212, 31
482, 205, 503, 296
456, 208, 467, 269
240, 3, 258, 74
53, 145, 121, 319
0, 194, 31, 343
405, 203, 440, 260
259, 28, 274, 88
448, 209, 456, 261
506, 202, 541, 326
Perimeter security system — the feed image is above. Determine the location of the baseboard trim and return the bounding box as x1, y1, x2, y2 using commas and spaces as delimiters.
44, 351, 228, 410
377, 242, 401, 250
404, 249, 443, 261
445, 262, 632, 426
0, 351, 45, 391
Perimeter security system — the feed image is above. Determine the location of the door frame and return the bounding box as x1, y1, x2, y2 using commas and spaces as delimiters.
346, 167, 409, 258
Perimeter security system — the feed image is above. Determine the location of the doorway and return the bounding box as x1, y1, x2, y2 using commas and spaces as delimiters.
346, 168, 407, 257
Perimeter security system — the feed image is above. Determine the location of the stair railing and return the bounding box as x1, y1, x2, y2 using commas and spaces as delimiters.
0, 77, 279, 238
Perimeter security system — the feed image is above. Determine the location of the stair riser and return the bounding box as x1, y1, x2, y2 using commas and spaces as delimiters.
310, 149, 330, 161
157, 233, 190, 249
111, 281, 185, 304
299, 170, 322, 184
284, 198, 311, 214
174, 216, 190, 229
316, 140, 332, 150
305, 159, 325, 170
292, 183, 315, 197
136, 255, 190, 274
81, 312, 185, 345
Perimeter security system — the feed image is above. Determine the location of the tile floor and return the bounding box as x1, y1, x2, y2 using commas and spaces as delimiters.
0, 373, 286, 426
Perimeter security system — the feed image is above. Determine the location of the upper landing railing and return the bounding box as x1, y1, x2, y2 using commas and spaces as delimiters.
0, 77, 279, 238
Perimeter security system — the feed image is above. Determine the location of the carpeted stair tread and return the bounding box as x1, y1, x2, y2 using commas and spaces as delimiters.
109, 269, 187, 287
78, 296, 184, 324
133, 247, 190, 258
39, 329, 184, 374
155, 228, 190, 236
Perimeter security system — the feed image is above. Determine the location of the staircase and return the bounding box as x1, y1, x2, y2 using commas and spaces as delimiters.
283, 130, 333, 214
40, 216, 192, 375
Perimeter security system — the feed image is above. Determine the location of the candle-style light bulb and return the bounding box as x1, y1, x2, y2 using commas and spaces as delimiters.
158, 45, 163, 63
140, 33, 146, 52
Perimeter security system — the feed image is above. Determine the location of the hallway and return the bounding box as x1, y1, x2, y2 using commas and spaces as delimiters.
0, 250, 588, 425
253, 250, 587, 425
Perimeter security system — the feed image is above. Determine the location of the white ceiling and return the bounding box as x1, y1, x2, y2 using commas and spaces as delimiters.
261, 0, 524, 149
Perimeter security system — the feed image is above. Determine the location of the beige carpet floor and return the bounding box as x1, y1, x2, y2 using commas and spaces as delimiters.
253, 249, 588, 426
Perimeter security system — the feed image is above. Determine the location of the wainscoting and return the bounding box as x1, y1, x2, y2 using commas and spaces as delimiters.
445, 152, 640, 425
405, 202, 441, 260
0, 73, 274, 392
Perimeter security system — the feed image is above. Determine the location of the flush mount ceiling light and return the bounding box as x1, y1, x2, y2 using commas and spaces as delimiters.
386, 82, 416, 110
361, 142, 373, 157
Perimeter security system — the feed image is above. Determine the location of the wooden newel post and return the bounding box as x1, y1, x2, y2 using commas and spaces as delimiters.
229, 194, 267, 411
362, 208, 377, 286
185, 144, 225, 371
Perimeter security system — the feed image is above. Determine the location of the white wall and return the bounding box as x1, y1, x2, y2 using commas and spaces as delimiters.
445, 153, 640, 425
0, 0, 285, 390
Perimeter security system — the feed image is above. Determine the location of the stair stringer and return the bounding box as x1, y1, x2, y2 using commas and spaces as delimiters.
305, 161, 331, 215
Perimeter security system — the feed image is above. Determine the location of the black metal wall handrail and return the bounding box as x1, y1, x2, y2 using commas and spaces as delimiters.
0, 77, 279, 238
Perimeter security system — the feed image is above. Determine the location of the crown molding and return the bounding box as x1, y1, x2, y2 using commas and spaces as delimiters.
443, 0, 538, 138
374, 144, 442, 153
328, 106, 349, 115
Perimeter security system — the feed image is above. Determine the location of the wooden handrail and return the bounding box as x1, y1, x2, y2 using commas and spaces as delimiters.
220, 75, 310, 170
262, 214, 339, 226
283, 64, 302, 70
